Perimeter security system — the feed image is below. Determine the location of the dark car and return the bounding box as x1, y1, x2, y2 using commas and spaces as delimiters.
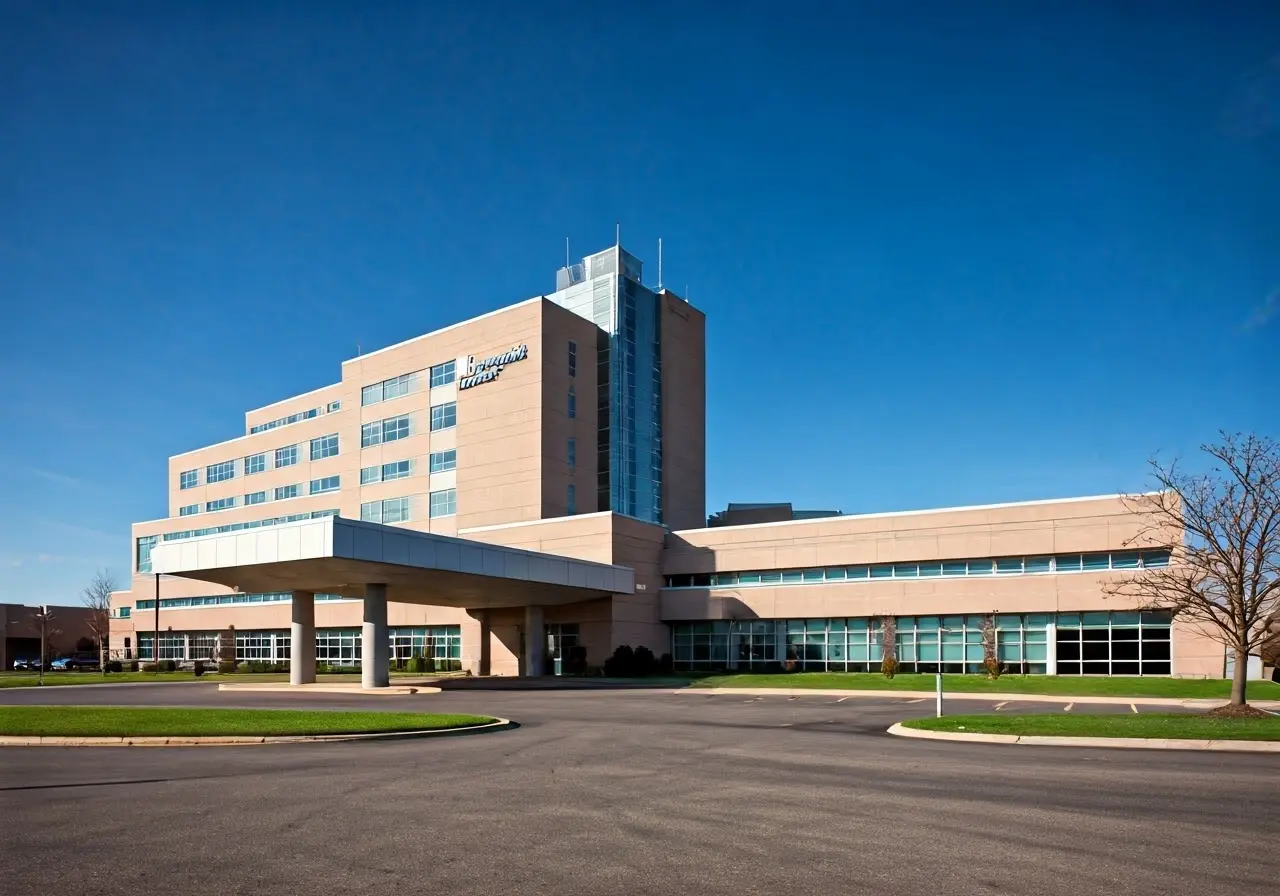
50, 656, 98, 671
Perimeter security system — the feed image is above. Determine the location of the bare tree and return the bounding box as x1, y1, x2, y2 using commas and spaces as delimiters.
1106, 433, 1279, 712
82, 569, 116, 675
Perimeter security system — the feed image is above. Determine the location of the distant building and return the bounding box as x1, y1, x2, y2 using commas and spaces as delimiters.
0, 603, 98, 669
708, 503, 843, 528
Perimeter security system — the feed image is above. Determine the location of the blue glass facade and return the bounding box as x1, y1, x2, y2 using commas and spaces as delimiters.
551, 246, 664, 524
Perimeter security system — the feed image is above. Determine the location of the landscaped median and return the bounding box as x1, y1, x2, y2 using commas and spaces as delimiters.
0, 706, 504, 746
691, 672, 1280, 701
890, 713, 1280, 752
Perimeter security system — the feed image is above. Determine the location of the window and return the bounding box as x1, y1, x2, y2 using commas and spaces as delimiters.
383, 496, 410, 523
567, 438, 576, 469
429, 402, 456, 432
567, 484, 576, 515
137, 535, 157, 573
430, 359, 456, 388
363, 497, 409, 524
275, 445, 298, 468
309, 476, 340, 495
360, 465, 380, 485
179, 504, 199, 517
249, 404, 335, 434
275, 484, 300, 500
429, 488, 457, 518
179, 469, 198, 490
245, 491, 267, 506
310, 433, 339, 460
568, 391, 576, 419
382, 460, 411, 481
363, 414, 411, 447
327, 400, 341, 413
429, 449, 456, 473
382, 374, 411, 401
206, 497, 237, 512
244, 453, 266, 475
568, 340, 577, 377
206, 460, 235, 483
363, 373, 413, 405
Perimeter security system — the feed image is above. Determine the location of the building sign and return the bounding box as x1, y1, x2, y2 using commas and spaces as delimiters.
457, 344, 529, 390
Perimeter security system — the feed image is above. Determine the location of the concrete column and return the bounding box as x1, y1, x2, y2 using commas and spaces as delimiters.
524, 605, 545, 678
479, 610, 492, 677
363, 584, 389, 689
290, 591, 316, 685
1044, 621, 1057, 676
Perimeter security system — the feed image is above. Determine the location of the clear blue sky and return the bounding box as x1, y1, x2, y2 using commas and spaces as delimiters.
3, 1, 1275, 605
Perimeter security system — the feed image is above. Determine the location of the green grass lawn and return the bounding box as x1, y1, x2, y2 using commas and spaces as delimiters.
0, 706, 495, 737
694, 672, 1280, 700
903, 713, 1280, 741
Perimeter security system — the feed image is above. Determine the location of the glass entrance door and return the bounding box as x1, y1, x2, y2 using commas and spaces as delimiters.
545, 623, 580, 676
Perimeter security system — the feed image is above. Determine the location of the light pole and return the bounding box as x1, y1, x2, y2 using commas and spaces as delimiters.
34, 605, 51, 687
935, 625, 950, 718
153, 573, 160, 673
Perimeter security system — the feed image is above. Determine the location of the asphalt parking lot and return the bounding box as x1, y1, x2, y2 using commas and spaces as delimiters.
1, 683, 1275, 895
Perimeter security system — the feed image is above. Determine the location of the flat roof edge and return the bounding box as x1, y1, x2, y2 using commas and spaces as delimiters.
340, 296, 545, 366
673, 492, 1165, 535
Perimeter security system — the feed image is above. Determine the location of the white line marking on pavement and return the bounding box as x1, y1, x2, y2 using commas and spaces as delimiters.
836, 696, 849, 703
903, 698, 927, 704
993, 701, 1009, 710
1064, 703, 1074, 712
1131, 703, 1139, 714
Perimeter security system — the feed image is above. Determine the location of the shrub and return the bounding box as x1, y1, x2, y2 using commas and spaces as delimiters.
658, 652, 674, 675
217, 661, 236, 674
105, 660, 123, 673
128, 660, 139, 672
565, 645, 588, 676
880, 656, 898, 679
159, 659, 177, 673
982, 657, 1003, 680
603, 645, 635, 677
141, 663, 159, 673
193, 661, 205, 677
406, 654, 424, 674
633, 646, 656, 677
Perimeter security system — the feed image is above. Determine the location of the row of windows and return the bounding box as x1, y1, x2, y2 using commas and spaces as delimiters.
361, 459, 412, 484
179, 434, 339, 490
247, 400, 341, 435
360, 360, 457, 408
663, 549, 1173, 589
176, 476, 341, 517
136, 625, 462, 663
136, 591, 349, 610
670, 612, 1173, 675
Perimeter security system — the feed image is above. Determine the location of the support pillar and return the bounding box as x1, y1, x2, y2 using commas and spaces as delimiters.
524, 605, 545, 678
479, 610, 492, 677
290, 591, 316, 685
363, 583, 389, 689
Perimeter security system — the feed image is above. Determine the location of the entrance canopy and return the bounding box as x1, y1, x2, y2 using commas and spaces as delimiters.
149, 515, 634, 609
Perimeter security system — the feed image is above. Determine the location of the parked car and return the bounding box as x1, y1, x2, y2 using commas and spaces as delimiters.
12, 658, 47, 671
50, 656, 98, 672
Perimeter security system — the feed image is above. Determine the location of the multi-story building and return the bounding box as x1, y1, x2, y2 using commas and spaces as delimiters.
109, 243, 1226, 681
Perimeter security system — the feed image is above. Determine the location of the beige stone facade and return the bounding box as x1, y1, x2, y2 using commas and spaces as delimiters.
107, 246, 1221, 680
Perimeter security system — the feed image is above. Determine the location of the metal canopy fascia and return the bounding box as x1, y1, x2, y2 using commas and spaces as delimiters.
149, 516, 635, 609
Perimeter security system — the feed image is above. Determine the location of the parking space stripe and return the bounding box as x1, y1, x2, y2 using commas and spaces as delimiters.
993, 701, 1009, 710
1064, 702, 1074, 712
1131, 703, 1139, 714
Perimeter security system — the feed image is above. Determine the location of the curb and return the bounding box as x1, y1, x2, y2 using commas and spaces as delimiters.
216, 684, 438, 695
885, 722, 1280, 752
0, 717, 514, 747
679, 688, 1280, 709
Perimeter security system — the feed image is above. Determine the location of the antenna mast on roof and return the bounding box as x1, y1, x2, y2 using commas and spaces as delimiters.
565, 237, 570, 270
615, 221, 621, 246
657, 238, 663, 289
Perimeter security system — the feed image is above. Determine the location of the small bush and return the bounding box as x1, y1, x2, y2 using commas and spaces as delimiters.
105, 660, 123, 673
159, 659, 177, 673
881, 656, 898, 679
603, 645, 635, 677
633, 646, 656, 677
565, 645, 588, 676
128, 660, 139, 672
217, 661, 236, 674
658, 652, 674, 675
141, 663, 159, 673
983, 657, 1003, 680
193, 661, 205, 677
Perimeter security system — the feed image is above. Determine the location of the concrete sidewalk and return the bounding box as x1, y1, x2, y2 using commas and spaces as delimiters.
679, 686, 1280, 709
887, 722, 1280, 752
